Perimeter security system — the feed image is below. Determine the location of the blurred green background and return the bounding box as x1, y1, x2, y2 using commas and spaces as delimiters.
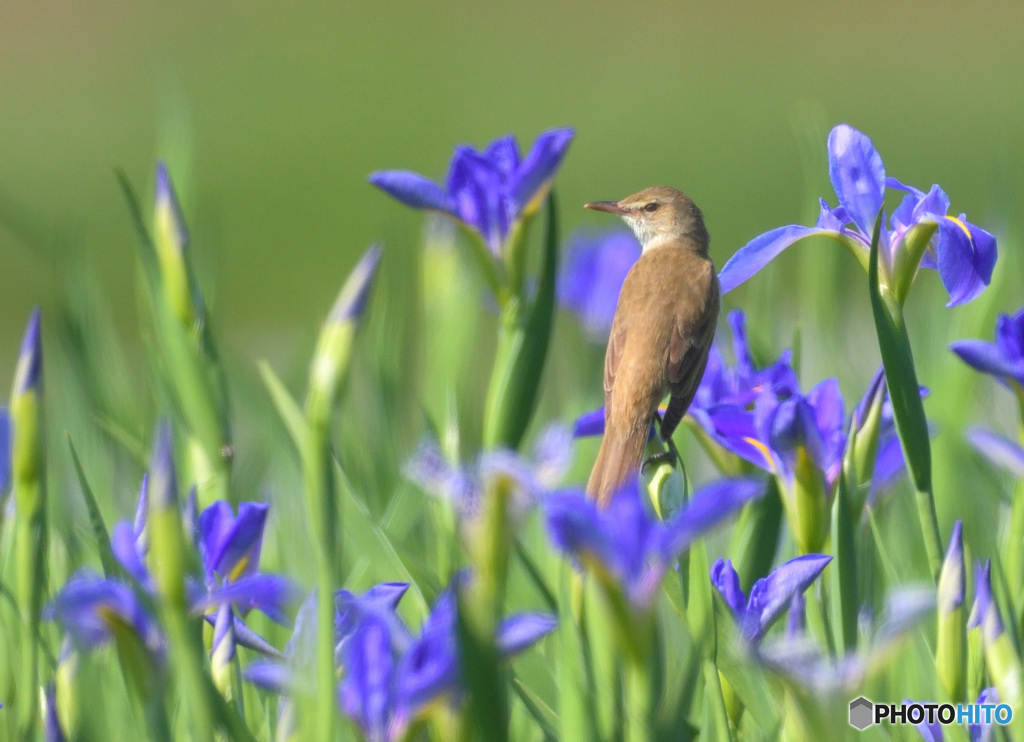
2, 0, 1023, 541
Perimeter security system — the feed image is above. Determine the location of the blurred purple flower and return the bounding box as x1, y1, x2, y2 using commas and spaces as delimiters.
250, 578, 555, 742
951, 307, 1024, 388
44, 571, 163, 656
405, 424, 572, 523
755, 587, 934, 695
786, 593, 806, 638
965, 427, 1024, 479
968, 560, 1004, 645
191, 501, 300, 667
370, 128, 574, 256
344, 581, 554, 740
719, 124, 996, 307
557, 228, 640, 340
53, 472, 293, 671
711, 554, 831, 641
545, 476, 764, 612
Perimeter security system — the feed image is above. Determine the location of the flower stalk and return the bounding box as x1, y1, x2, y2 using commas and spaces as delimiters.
867, 211, 943, 579
936, 521, 967, 702
301, 246, 381, 740
147, 423, 215, 740
11, 310, 45, 738
482, 193, 559, 450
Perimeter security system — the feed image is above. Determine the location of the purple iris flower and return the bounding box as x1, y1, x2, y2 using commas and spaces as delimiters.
692, 311, 801, 411
341, 580, 555, 740
48, 478, 163, 657
711, 554, 831, 642
557, 228, 641, 340
701, 380, 847, 496
51, 474, 294, 670
191, 501, 300, 666
369, 128, 574, 256
249, 579, 556, 742
719, 124, 997, 307
43, 570, 163, 656
545, 476, 764, 612
700, 365, 914, 502
951, 307, 1024, 389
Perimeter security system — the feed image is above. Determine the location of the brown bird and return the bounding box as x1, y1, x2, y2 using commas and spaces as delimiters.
584, 186, 720, 506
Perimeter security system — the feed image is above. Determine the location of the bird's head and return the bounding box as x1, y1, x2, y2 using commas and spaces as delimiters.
585, 186, 708, 253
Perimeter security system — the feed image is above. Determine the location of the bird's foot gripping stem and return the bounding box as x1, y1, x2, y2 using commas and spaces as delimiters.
641, 412, 683, 473
641, 449, 677, 473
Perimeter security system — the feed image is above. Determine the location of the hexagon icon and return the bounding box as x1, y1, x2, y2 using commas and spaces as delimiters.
849, 696, 874, 731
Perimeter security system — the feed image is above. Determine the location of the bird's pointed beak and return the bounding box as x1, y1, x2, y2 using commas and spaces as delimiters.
584, 200, 628, 215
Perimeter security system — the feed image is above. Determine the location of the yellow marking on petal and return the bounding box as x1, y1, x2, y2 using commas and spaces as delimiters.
946, 215, 973, 240
228, 555, 250, 582
742, 437, 776, 472
95, 604, 118, 627
96, 604, 134, 635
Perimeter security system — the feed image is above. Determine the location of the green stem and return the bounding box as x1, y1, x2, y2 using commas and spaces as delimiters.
866, 209, 942, 580
916, 486, 943, 581
702, 659, 735, 742
481, 193, 559, 450
829, 472, 858, 655
455, 222, 508, 307
458, 477, 512, 742
303, 417, 339, 742
624, 658, 656, 742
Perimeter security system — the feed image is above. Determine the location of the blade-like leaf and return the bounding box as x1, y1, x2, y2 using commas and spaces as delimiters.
258, 360, 310, 453
67, 437, 118, 578
728, 478, 782, 591
115, 169, 160, 294
687, 540, 716, 658
559, 571, 598, 742
483, 192, 559, 449
829, 467, 858, 654
511, 673, 559, 741
867, 209, 942, 578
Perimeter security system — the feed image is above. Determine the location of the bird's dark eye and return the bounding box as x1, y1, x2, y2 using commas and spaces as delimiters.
643, 202, 660, 213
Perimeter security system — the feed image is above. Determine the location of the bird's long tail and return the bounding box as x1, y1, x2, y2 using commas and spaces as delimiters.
586, 422, 649, 507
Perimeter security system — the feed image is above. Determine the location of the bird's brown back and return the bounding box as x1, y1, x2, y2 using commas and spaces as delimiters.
603, 243, 719, 431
